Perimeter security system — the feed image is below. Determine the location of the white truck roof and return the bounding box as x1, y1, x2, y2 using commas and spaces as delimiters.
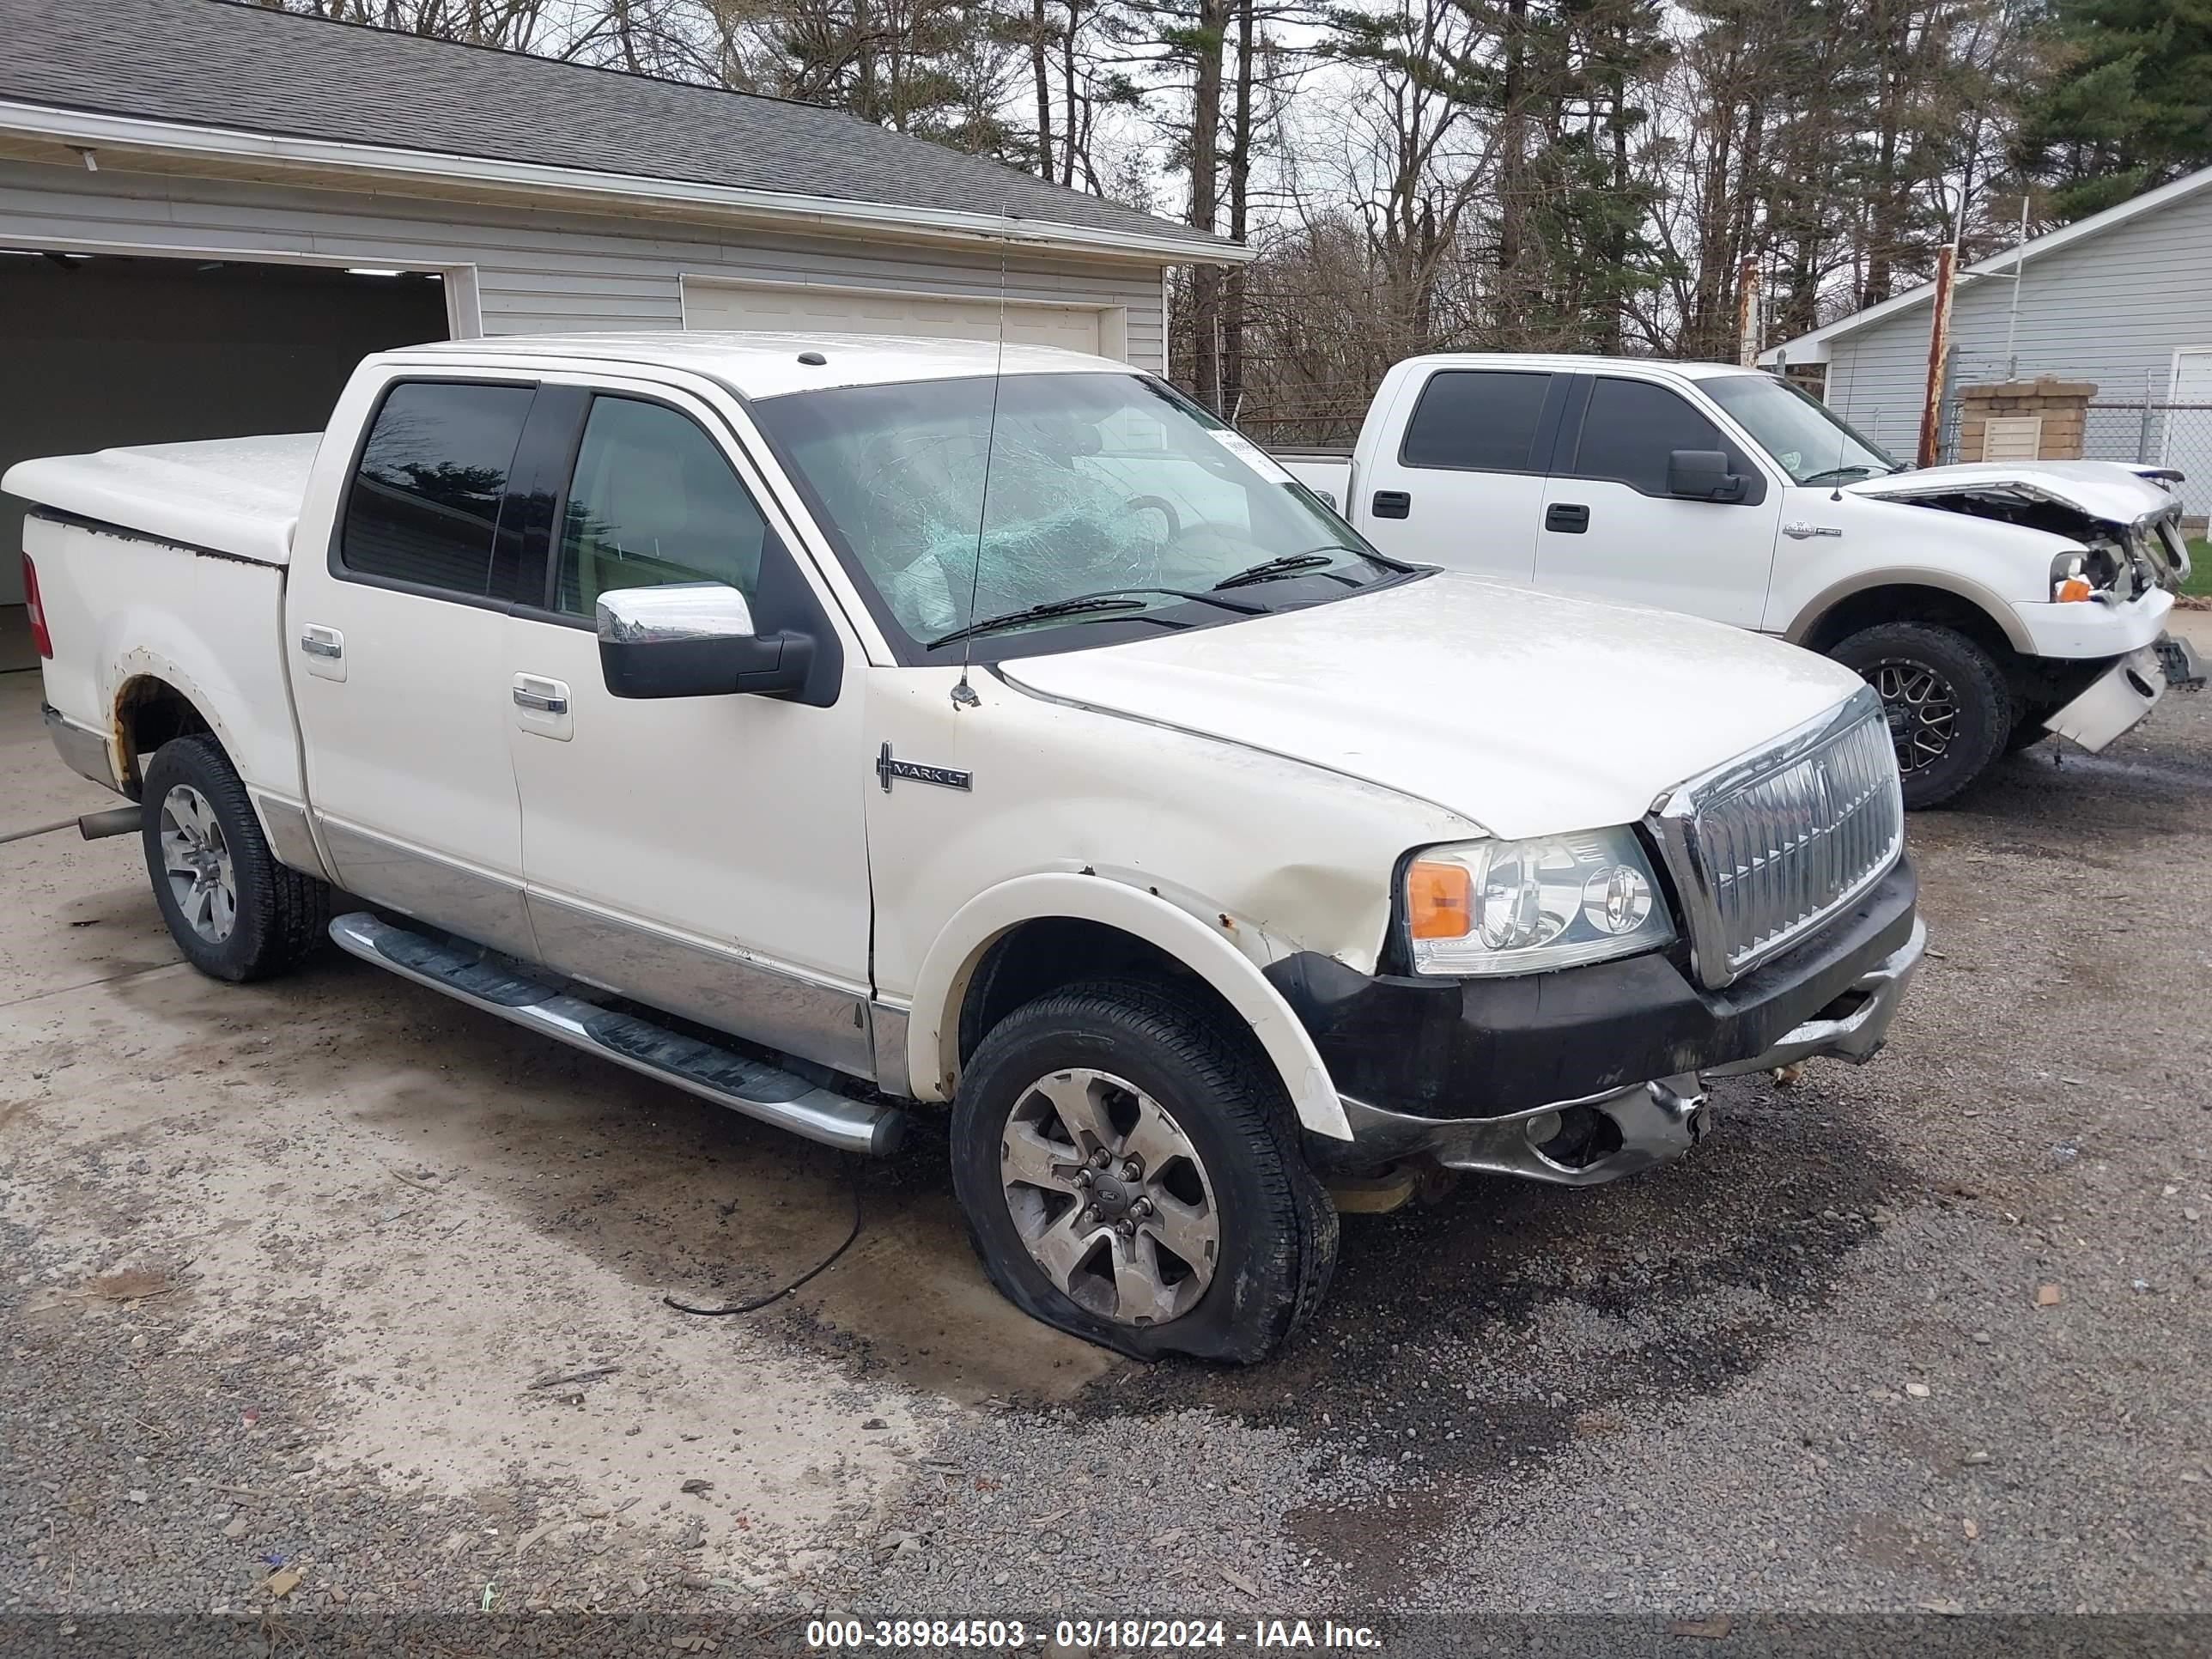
4, 433, 320, 566
389, 331, 1128, 401
1383, 351, 1759, 384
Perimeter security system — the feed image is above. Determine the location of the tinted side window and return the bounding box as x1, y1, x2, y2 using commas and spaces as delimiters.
1568, 377, 1747, 496
555, 396, 769, 617
1399, 371, 1553, 472
340, 381, 533, 597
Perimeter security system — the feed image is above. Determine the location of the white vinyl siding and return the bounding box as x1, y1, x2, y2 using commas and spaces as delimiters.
0, 160, 1170, 369
1819, 180, 2212, 458
680, 276, 1115, 356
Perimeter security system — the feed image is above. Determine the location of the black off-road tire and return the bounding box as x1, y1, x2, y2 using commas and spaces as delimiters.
1830, 622, 2013, 809
141, 735, 331, 982
949, 977, 1337, 1364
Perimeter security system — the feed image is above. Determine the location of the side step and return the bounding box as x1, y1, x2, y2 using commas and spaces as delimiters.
329, 912, 905, 1157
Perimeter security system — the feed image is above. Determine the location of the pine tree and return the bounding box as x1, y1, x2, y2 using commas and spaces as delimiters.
2015, 0, 2212, 219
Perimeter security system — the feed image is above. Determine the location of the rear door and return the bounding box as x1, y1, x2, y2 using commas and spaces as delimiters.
1355, 367, 1564, 582
500, 377, 878, 1079
285, 374, 539, 957
1536, 374, 1782, 627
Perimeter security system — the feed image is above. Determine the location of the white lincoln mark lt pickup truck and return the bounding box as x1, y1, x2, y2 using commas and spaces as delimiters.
15, 334, 1924, 1362
1279, 355, 2203, 807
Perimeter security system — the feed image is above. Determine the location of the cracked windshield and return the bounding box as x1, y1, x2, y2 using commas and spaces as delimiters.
753, 370, 1401, 653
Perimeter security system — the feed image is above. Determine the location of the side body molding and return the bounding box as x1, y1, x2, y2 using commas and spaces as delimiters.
904, 873, 1352, 1141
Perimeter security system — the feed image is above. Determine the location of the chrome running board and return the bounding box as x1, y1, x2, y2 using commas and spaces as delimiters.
329, 911, 905, 1157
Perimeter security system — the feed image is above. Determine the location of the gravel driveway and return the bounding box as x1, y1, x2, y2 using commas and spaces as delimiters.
2, 647, 2207, 1651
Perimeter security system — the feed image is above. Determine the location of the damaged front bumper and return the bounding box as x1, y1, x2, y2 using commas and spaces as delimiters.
2045, 632, 2205, 752
1331, 921, 1924, 1186
1274, 859, 1924, 1188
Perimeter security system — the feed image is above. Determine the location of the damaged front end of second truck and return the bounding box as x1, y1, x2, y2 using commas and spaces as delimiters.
1849, 461, 2205, 750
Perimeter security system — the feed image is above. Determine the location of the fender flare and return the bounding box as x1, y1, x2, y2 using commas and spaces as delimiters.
905, 873, 1352, 1141
1784, 569, 2034, 655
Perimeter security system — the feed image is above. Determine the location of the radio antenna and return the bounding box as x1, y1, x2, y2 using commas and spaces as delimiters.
952, 204, 1014, 710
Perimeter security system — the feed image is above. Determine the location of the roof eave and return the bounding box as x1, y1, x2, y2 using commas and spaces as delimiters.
0, 98, 1252, 266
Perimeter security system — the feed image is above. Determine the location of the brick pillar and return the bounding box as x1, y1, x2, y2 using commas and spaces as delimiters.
1954, 379, 2098, 463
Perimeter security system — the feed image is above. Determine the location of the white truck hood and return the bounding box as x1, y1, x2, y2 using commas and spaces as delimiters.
998, 573, 1866, 841
3, 434, 321, 565
1844, 459, 2178, 526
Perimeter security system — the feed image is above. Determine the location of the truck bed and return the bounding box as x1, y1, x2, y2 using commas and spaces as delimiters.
3, 434, 321, 566
1271, 449, 1352, 511
13, 435, 314, 811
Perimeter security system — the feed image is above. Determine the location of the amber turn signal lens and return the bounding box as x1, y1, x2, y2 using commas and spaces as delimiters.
2055, 576, 2094, 603
1407, 860, 1473, 939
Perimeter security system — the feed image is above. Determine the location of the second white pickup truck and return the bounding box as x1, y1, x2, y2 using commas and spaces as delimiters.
15, 332, 1923, 1362
1279, 354, 2203, 807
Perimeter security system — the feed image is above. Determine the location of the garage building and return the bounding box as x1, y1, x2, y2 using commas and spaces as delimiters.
0, 0, 1243, 635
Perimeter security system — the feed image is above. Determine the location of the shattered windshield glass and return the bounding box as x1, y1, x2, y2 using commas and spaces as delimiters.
750, 371, 1399, 655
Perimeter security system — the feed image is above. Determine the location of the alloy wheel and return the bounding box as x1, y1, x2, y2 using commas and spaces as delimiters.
158, 783, 238, 944
998, 1067, 1219, 1328
1867, 657, 1959, 776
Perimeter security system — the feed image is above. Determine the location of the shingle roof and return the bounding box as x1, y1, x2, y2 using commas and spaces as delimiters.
1, 0, 1229, 258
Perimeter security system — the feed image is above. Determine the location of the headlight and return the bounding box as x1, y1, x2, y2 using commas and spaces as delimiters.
1401, 830, 1675, 977
2051, 550, 2094, 603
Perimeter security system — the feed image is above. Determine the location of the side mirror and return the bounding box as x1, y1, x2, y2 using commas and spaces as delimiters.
1667, 449, 1747, 503
595, 583, 814, 700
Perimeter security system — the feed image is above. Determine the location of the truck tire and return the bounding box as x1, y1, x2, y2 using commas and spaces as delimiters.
141, 734, 330, 982
1829, 622, 2011, 809
949, 977, 1337, 1364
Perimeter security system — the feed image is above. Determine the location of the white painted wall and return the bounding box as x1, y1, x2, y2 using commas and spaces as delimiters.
0, 160, 1170, 364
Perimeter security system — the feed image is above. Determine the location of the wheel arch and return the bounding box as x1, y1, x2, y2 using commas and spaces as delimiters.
110, 668, 223, 799
905, 874, 1351, 1141
1786, 573, 2033, 659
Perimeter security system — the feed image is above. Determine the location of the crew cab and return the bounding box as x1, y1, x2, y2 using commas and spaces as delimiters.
1278, 354, 2204, 807
14, 334, 1923, 1362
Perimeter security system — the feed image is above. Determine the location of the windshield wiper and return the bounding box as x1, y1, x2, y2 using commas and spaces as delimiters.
925, 586, 1261, 649
1212, 547, 1376, 591
1799, 465, 1879, 486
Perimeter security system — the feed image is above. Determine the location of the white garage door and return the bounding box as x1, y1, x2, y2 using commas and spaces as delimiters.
682, 278, 1105, 356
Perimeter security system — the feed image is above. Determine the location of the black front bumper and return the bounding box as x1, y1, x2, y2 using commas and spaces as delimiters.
1267, 855, 1921, 1122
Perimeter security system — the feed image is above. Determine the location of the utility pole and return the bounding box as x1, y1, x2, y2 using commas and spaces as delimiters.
1735, 257, 1760, 367
1917, 243, 1957, 468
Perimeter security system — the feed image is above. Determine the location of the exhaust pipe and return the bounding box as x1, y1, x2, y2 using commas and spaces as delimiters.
78, 805, 143, 841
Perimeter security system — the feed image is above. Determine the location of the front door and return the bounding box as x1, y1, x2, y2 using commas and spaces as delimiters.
287, 375, 539, 957
1535, 374, 1782, 628
1356, 367, 1562, 583
501, 380, 877, 1079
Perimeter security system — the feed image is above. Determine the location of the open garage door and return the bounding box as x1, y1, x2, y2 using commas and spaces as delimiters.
681, 277, 1108, 356
1, 253, 448, 628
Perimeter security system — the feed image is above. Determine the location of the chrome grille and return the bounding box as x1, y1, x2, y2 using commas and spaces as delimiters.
1650, 687, 1905, 988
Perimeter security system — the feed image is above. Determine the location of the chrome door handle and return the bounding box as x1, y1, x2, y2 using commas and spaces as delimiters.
513, 686, 568, 714
300, 627, 343, 659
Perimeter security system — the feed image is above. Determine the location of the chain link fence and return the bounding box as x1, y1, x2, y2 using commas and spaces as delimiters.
2080, 403, 2212, 527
